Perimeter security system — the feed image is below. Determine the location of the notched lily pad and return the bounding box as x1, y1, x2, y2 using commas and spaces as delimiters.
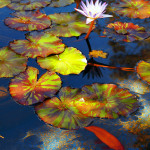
0, 0, 11, 8
8, 0, 51, 11
0, 46, 27, 78
37, 47, 87, 75
10, 31, 65, 58
74, 83, 139, 119
34, 87, 93, 130
4, 11, 51, 31
103, 22, 150, 42
111, 0, 150, 19
136, 61, 150, 85
9, 67, 62, 105
45, 12, 95, 37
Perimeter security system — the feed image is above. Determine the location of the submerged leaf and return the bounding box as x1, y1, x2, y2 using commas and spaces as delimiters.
74, 83, 139, 118
4, 11, 51, 31
0, 87, 8, 98
0, 47, 27, 78
136, 61, 150, 84
103, 22, 150, 42
45, 12, 95, 37
34, 87, 93, 129
84, 126, 124, 150
8, 0, 51, 11
9, 67, 62, 105
37, 47, 87, 75
10, 31, 65, 58
89, 50, 108, 58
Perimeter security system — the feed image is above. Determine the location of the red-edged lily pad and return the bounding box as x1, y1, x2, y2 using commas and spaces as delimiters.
49, 0, 74, 7
73, 83, 139, 119
0, 46, 27, 78
136, 61, 150, 85
0, 0, 11, 8
111, 0, 150, 19
37, 47, 87, 75
45, 12, 94, 37
103, 22, 150, 42
4, 11, 51, 31
9, 67, 62, 105
34, 87, 93, 129
7, 0, 51, 11
9, 31, 65, 58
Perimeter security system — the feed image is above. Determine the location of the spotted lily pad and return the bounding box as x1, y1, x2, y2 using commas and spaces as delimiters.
9, 31, 65, 58
37, 47, 87, 75
0, 0, 11, 8
136, 61, 150, 85
45, 12, 94, 37
0, 46, 27, 78
34, 87, 93, 129
111, 0, 150, 19
73, 83, 139, 119
4, 11, 51, 31
9, 67, 62, 105
8, 0, 51, 11
49, 0, 74, 7
103, 22, 150, 42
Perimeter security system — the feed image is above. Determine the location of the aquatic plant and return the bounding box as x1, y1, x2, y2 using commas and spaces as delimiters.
75, 0, 113, 39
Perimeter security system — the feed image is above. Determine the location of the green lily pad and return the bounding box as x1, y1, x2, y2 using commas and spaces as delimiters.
8, 0, 51, 11
37, 47, 87, 75
49, 0, 74, 7
0, 0, 11, 8
45, 12, 94, 37
74, 83, 139, 119
9, 67, 62, 105
0, 46, 27, 78
34, 87, 93, 129
10, 31, 65, 58
4, 11, 51, 31
136, 61, 150, 84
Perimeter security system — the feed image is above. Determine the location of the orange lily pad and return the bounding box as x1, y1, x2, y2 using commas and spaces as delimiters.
9, 67, 62, 105
4, 11, 51, 31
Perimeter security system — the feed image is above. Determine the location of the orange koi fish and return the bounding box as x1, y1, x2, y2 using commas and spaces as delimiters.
84, 126, 124, 150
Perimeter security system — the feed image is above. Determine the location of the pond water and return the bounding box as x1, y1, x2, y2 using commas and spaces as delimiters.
0, 0, 150, 150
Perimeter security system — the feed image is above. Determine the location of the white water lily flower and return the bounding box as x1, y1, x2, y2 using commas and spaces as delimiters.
75, 0, 113, 24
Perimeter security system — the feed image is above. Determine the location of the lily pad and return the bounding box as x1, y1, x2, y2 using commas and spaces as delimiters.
111, 0, 150, 19
73, 83, 139, 119
49, 0, 74, 7
9, 31, 65, 58
34, 87, 93, 129
37, 47, 87, 75
4, 11, 51, 31
9, 67, 62, 105
103, 22, 150, 42
45, 12, 94, 37
7, 0, 51, 11
136, 61, 150, 84
0, 46, 27, 78
0, 0, 11, 8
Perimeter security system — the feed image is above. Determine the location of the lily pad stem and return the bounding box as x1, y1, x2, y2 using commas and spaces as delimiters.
85, 20, 95, 39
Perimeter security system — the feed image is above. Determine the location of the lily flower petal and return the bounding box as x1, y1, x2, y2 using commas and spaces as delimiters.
86, 18, 94, 24
75, 0, 113, 24
101, 14, 113, 18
